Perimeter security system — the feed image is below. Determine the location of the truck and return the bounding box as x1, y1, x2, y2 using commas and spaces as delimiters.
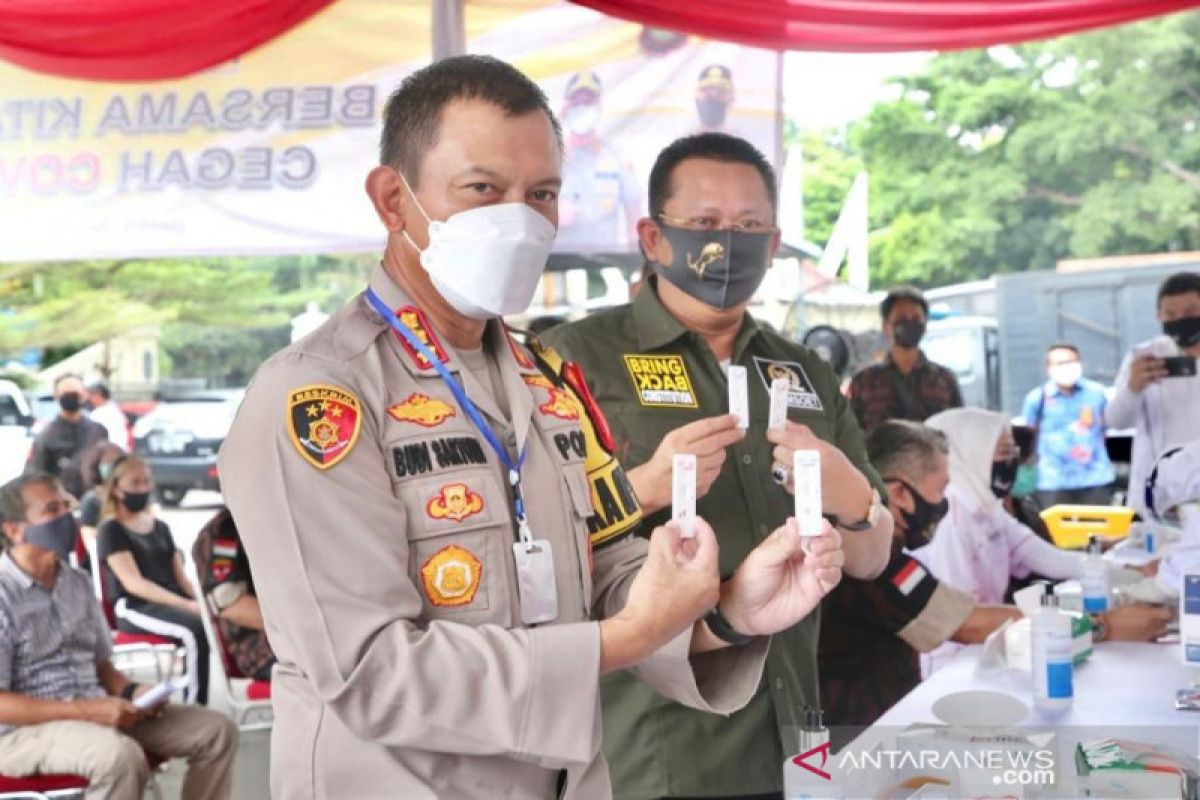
927, 252, 1200, 415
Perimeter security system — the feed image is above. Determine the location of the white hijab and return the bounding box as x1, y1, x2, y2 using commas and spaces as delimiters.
925, 407, 1008, 514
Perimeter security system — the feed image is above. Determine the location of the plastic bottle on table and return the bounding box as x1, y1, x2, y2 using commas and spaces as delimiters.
784, 708, 843, 799
1080, 535, 1111, 613
1031, 592, 1074, 712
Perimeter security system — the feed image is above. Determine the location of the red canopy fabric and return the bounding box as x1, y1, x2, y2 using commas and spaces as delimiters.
0, 0, 335, 81
2, 0, 1198, 82
570, 0, 1200, 52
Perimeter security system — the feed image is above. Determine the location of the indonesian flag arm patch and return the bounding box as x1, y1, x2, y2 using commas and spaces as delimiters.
882, 552, 939, 620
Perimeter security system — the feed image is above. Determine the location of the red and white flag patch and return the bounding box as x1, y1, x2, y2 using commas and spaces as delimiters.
892, 560, 927, 596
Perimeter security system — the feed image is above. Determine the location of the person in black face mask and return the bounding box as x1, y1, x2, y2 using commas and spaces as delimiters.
27, 373, 109, 501
819, 420, 1031, 734
543, 132, 895, 799
96, 456, 211, 706
848, 286, 964, 434
1109, 271, 1200, 518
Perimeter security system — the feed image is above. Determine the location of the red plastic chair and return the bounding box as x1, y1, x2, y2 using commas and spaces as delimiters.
0, 773, 88, 799
0, 755, 168, 800
82, 536, 179, 683
190, 562, 272, 730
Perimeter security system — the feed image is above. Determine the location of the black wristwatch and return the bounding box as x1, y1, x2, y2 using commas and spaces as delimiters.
120, 683, 140, 701
704, 606, 755, 647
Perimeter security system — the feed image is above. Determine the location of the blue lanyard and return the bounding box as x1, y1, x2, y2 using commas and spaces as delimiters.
365, 288, 532, 535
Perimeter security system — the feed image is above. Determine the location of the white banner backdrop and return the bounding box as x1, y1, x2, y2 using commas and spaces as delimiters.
0, 0, 779, 263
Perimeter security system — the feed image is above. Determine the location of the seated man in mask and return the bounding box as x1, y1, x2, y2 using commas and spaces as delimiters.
912, 408, 1172, 673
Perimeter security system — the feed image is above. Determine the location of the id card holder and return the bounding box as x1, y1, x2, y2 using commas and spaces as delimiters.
512, 539, 559, 625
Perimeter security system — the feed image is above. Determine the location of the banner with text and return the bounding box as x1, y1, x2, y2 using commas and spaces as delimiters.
0, 0, 778, 262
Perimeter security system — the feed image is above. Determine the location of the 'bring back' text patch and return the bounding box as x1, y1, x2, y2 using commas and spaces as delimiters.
623, 354, 698, 408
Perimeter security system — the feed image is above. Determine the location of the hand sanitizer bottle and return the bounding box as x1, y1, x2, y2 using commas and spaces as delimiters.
784, 708, 843, 799
1032, 592, 1074, 712
1080, 535, 1110, 613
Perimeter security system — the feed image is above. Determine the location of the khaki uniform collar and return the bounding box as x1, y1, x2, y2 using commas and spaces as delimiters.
366, 264, 539, 444
632, 276, 763, 358
366, 264, 464, 380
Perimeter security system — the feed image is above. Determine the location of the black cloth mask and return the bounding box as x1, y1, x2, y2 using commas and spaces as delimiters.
58, 394, 82, 413
893, 479, 950, 550
23, 511, 78, 559
991, 457, 1020, 499
1163, 315, 1200, 349
121, 491, 151, 513
651, 223, 772, 310
892, 319, 926, 349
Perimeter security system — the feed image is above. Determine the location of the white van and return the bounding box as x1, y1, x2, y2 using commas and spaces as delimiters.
0, 380, 34, 483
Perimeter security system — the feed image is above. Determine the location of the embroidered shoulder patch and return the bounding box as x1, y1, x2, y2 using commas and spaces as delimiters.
421, 544, 482, 607
287, 385, 362, 470
388, 393, 457, 427
622, 354, 698, 408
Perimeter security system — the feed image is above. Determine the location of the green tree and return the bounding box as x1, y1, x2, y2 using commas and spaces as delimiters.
848, 10, 1200, 287
0, 253, 374, 382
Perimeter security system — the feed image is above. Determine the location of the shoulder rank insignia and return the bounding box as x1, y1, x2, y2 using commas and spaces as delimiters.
421, 544, 482, 607
427, 482, 485, 523
388, 393, 457, 427
506, 327, 537, 370
522, 374, 580, 421
287, 385, 362, 470
393, 306, 450, 369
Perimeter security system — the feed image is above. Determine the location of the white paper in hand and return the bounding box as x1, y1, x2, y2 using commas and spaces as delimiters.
672, 453, 697, 538
768, 378, 790, 430
727, 365, 749, 429
793, 449, 823, 536
133, 676, 188, 709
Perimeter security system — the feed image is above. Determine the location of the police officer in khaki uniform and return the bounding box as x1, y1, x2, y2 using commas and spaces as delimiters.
543, 133, 894, 799
220, 57, 849, 799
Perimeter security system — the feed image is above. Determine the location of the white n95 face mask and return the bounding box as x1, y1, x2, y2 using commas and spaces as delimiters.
398, 171, 556, 319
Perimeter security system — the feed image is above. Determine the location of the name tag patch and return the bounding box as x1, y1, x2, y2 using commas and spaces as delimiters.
623, 354, 698, 408
752, 357, 823, 412
393, 437, 488, 479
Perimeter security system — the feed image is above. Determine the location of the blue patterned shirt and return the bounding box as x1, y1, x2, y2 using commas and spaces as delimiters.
1021, 378, 1116, 492
0, 553, 111, 735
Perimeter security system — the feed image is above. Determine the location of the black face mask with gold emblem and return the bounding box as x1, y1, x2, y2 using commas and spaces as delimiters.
651, 223, 772, 310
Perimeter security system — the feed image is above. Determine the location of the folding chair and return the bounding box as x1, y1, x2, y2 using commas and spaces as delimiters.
191, 562, 273, 731
0, 774, 87, 799
82, 536, 178, 683
0, 755, 168, 800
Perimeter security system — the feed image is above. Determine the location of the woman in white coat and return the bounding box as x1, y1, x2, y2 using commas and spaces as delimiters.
911, 408, 1085, 673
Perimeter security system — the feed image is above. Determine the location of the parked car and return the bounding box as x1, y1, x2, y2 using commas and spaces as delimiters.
132, 390, 244, 506
0, 380, 34, 484
26, 391, 57, 437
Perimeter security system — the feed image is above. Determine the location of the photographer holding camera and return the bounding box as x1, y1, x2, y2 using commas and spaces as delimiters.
1109, 271, 1200, 517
